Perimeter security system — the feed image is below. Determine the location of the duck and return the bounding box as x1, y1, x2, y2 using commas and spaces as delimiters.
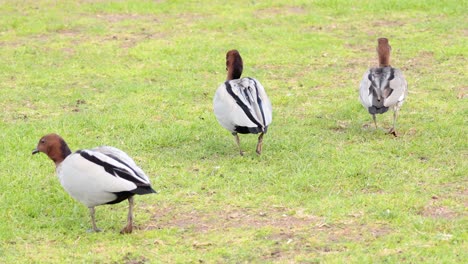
359, 38, 408, 136
213, 49, 273, 155
32, 133, 156, 234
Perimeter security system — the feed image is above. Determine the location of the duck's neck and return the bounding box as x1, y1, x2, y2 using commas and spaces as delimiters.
226, 56, 243, 81
377, 42, 391, 67
49, 139, 72, 167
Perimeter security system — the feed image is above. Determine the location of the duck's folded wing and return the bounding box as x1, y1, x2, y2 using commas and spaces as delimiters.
384, 68, 407, 107
214, 84, 258, 131
61, 152, 137, 200
229, 78, 271, 128
92, 146, 151, 184
248, 78, 272, 127
76, 149, 152, 189
359, 70, 372, 108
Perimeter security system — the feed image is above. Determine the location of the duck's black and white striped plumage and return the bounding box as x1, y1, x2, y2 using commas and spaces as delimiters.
33, 134, 156, 233
359, 66, 407, 115
62, 147, 154, 207
213, 50, 272, 155
359, 38, 408, 135
214, 77, 272, 134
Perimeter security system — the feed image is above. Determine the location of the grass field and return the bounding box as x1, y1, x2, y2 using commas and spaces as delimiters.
0, 0, 466, 263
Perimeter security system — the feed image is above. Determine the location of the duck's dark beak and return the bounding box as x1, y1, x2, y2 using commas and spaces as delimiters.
32, 148, 39, 155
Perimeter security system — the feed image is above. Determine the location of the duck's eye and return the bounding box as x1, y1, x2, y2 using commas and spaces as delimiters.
40, 139, 45, 144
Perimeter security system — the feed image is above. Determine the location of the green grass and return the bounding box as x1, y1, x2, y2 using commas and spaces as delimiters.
0, 0, 466, 262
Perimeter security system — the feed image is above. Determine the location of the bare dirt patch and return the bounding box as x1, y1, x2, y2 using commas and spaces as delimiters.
371, 20, 406, 28
419, 186, 466, 219
119, 252, 148, 264
320, 222, 392, 243
60, 99, 87, 113
146, 206, 319, 233
142, 204, 392, 250
420, 205, 458, 219
457, 87, 467, 99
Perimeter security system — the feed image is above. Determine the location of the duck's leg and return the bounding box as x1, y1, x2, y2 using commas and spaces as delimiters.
120, 196, 134, 234
233, 133, 244, 156
88, 207, 102, 232
372, 114, 377, 129
256, 132, 264, 155
388, 108, 399, 137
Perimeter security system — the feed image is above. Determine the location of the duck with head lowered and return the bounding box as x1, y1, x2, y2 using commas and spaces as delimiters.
32, 133, 156, 234
213, 49, 273, 155
359, 38, 408, 136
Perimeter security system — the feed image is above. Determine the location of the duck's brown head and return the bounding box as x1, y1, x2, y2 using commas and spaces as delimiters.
33, 133, 72, 166
226, 49, 243, 80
